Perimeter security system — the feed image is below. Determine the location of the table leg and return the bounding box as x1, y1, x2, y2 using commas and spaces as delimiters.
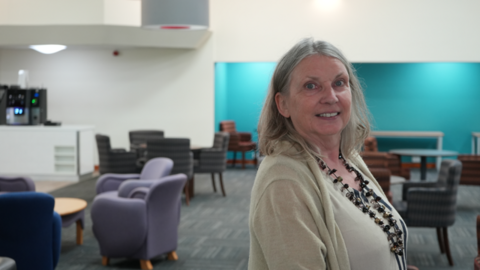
76, 220, 83, 245
420, 156, 427, 180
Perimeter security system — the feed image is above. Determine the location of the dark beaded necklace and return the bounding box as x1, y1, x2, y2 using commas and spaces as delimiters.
317, 152, 404, 256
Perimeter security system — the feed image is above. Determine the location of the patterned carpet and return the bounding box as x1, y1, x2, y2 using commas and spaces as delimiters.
49, 167, 480, 270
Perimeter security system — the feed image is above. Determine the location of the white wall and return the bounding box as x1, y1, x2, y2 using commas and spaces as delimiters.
104, 0, 141, 26
0, 37, 215, 155
0, 0, 103, 25
210, 0, 480, 62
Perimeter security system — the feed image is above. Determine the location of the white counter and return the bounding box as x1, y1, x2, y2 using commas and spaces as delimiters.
0, 125, 95, 182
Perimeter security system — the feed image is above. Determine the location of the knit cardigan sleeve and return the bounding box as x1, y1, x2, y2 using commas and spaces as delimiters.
248, 152, 350, 270
250, 179, 328, 269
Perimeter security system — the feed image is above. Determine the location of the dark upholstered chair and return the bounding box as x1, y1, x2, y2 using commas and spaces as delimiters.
193, 132, 230, 196
359, 152, 393, 203
475, 215, 480, 270
0, 192, 62, 270
91, 174, 187, 270
458, 155, 480, 185
96, 157, 173, 194
363, 136, 410, 179
145, 138, 194, 205
96, 134, 138, 174
129, 130, 164, 159
219, 120, 257, 169
0, 176, 35, 193
393, 159, 462, 266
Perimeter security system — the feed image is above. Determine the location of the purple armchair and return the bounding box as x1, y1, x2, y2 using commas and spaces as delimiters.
96, 157, 173, 194
91, 173, 187, 270
0, 176, 35, 194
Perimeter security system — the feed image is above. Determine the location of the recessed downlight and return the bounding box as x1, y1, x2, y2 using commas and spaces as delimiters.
29, 44, 67, 54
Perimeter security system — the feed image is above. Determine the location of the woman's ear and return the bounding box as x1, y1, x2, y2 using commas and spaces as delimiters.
275, 92, 290, 118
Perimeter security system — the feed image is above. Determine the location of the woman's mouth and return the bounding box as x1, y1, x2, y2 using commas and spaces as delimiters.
316, 112, 340, 117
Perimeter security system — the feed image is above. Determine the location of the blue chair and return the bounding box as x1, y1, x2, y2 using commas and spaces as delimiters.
0, 192, 62, 270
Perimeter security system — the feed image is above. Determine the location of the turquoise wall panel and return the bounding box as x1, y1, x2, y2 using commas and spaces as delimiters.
215, 62, 480, 158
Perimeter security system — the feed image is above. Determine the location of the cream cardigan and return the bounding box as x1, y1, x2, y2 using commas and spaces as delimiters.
248, 141, 387, 270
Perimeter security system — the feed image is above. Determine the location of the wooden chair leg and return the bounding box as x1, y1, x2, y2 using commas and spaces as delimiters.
189, 176, 195, 198
436, 227, 445, 253
167, 251, 178, 261
219, 173, 226, 197
211, 173, 217, 192
184, 182, 190, 206
242, 151, 246, 169
76, 220, 83, 245
232, 151, 237, 167
140, 260, 153, 270
442, 227, 454, 266
102, 256, 109, 266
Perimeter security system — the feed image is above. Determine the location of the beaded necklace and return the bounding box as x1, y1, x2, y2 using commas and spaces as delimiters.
317, 152, 404, 256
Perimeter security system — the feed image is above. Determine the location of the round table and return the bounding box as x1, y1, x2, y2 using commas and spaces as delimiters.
54, 198, 88, 245
389, 149, 458, 180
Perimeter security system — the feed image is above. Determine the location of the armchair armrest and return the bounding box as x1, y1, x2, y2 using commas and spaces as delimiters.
117, 179, 157, 198
402, 182, 439, 201
238, 132, 252, 142
128, 187, 150, 200
96, 173, 140, 194
405, 187, 455, 227
91, 194, 147, 255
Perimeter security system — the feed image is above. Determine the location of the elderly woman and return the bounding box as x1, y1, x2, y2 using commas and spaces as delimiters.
249, 38, 407, 270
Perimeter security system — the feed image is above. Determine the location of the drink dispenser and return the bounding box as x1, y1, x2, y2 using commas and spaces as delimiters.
5, 87, 47, 125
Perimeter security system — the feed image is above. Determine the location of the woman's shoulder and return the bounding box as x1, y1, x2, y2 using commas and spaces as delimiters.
251, 149, 318, 207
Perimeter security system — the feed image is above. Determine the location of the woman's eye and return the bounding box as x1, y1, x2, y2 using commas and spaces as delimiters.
334, 80, 344, 87
305, 83, 316, 90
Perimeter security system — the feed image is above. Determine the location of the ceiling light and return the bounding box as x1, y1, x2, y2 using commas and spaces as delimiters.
29, 44, 67, 54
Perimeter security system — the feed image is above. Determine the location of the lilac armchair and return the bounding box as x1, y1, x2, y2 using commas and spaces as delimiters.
91, 174, 187, 270
0, 176, 35, 194
96, 157, 173, 194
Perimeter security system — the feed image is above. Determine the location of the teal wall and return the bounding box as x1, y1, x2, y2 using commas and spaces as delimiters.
215, 62, 480, 159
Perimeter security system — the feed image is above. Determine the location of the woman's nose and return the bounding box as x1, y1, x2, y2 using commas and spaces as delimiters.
320, 85, 338, 104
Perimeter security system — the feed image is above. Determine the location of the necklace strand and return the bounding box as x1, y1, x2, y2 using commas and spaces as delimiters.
317, 153, 404, 256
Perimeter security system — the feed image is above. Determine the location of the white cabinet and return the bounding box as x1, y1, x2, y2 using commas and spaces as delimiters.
0, 125, 95, 181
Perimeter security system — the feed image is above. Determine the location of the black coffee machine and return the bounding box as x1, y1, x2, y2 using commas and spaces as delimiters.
1, 85, 47, 125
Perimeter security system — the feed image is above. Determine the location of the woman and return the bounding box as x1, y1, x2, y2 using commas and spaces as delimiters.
249, 38, 407, 270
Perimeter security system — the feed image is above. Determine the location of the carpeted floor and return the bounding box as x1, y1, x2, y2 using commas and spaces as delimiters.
49, 167, 480, 270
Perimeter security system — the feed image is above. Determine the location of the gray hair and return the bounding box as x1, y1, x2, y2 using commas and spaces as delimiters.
257, 38, 370, 160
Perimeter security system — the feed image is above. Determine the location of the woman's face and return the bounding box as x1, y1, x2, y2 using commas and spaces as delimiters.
275, 54, 352, 146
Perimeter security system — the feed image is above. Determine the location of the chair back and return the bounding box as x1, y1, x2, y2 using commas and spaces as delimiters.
213, 132, 230, 151
146, 138, 193, 179
364, 136, 378, 152
458, 155, 480, 185
143, 174, 187, 257
140, 157, 174, 180
0, 192, 61, 270
129, 130, 164, 154
219, 120, 236, 133
96, 134, 112, 155
0, 176, 35, 192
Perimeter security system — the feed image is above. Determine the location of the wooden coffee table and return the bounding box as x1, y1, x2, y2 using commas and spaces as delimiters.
54, 198, 87, 245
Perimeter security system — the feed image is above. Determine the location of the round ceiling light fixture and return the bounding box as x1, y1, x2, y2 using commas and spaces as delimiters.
142, 0, 209, 30
29, 44, 67, 54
